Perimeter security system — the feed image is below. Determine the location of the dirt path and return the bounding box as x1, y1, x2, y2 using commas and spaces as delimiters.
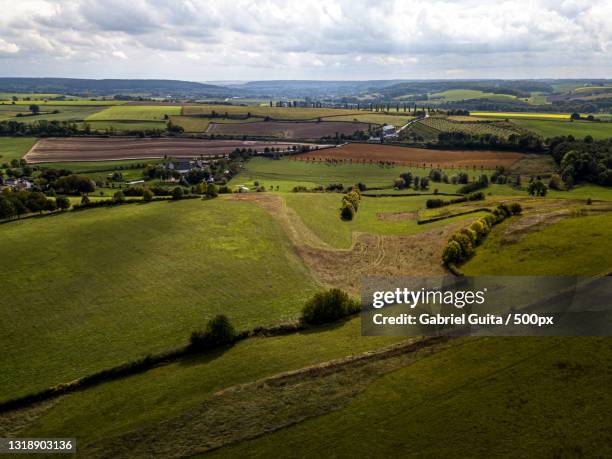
230, 193, 469, 293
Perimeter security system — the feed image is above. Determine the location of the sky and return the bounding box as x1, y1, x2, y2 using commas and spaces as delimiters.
0, 0, 611, 81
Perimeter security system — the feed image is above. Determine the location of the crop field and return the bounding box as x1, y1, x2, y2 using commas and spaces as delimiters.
321, 113, 414, 126
0, 136, 37, 163
86, 105, 182, 121
295, 142, 527, 168
416, 117, 520, 138
206, 120, 371, 138
25, 137, 326, 162
182, 104, 363, 120
510, 119, 612, 140
0, 198, 319, 400
471, 112, 571, 120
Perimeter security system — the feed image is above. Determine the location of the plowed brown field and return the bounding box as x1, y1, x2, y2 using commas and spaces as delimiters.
25, 138, 327, 163
296, 143, 526, 168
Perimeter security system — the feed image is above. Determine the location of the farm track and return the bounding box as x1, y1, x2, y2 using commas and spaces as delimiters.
229, 193, 470, 293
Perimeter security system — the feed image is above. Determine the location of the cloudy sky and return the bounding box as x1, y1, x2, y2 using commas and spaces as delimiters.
1, 0, 611, 81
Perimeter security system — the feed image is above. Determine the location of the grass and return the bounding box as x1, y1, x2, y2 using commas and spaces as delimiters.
86, 105, 181, 121
430, 89, 517, 102
8, 100, 125, 106
6, 106, 106, 123
511, 119, 612, 140
231, 157, 495, 191
36, 158, 161, 172
0, 198, 318, 401
211, 336, 612, 458
463, 213, 612, 276
83, 120, 167, 132
15, 318, 403, 449
0, 137, 37, 163
283, 193, 487, 249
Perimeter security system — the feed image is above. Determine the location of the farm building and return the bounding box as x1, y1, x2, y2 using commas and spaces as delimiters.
382, 124, 397, 138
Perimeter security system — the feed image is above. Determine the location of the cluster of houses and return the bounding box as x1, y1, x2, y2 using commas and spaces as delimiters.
0, 177, 33, 191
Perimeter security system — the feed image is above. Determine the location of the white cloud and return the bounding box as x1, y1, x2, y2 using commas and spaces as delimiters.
0, 0, 610, 78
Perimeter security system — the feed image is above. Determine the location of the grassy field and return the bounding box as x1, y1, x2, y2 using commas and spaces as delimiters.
212, 336, 612, 458
283, 193, 487, 249
0, 137, 37, 163
6, 106, 106, 123
430, 89, 518, 102
511, 119, 612, 140
463, 213, 612, 276
8, 100, 125, 106
84, 120, 167, 132
86, 105, 181, 121
231, 157, 496, 191
14, 318, 403, 450
0, 198, 318, 400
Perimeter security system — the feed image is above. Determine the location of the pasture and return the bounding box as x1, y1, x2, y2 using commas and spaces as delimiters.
429, 89, 518, 102
321, 113, 414, 126
0, 198, 318, 400
510, 119, 612, 140
0, 137, 37, 163
295, 143, 527, 168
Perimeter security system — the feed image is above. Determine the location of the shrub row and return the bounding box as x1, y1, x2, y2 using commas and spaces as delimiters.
457, 175, 489, 194
426, 191, 485, 208
340, 187, 362, 221
442, 203, 522, 268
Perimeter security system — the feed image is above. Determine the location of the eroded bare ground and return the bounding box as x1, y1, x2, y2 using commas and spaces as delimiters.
81, 336, 462, 458
229, 193, 469, 293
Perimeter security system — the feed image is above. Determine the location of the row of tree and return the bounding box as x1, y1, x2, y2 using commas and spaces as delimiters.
0, 190, 69, 220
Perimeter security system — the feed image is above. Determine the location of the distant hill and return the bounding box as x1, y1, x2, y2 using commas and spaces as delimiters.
0, 78, 236, 97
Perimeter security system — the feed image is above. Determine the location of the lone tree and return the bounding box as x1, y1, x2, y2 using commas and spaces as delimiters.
142, 189, 154, 202
528, 180, 548, 197
190, 314, 236, 350
55, 196, 71, 210
29, 104, 40, 115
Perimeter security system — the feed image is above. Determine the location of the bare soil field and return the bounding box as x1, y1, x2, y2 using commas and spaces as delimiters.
25, 138, 327, 163
295, 143, 527, 168
206, 120, 372, 139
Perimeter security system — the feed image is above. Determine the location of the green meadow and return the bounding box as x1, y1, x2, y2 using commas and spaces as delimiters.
0, 136, 37, 163
463, 213, 612, 276
511, 119, 612, 140
0, 198, 318, 400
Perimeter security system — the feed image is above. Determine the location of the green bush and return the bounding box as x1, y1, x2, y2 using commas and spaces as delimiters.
301, 288, 360, 325
142, 189, 154, 202
113, 190, 125, 203
509, 202, 522, 215
451, 232, 474, 258
189, 314, 236, 350
442, 240, 462, 265
55, 196, 71, 210
172, 187, 184, 200
341, 203, 355, 221
426, 198, 445, 209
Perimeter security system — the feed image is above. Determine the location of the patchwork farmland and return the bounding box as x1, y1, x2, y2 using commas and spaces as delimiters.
24, 137, 328, 162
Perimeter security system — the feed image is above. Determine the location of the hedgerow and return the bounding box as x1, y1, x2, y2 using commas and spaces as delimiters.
442, 203, 522, 270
